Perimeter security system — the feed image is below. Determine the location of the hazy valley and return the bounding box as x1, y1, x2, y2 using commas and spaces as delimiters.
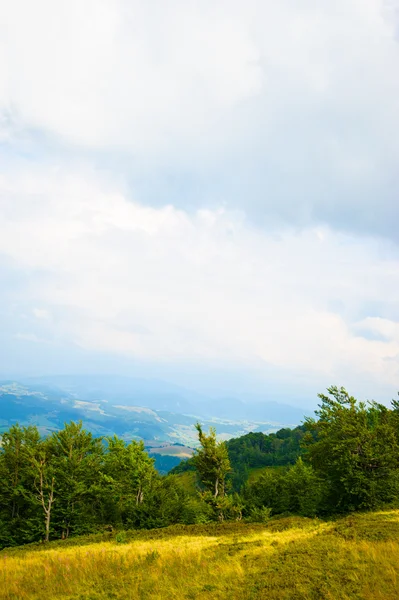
0, 376, 305, 472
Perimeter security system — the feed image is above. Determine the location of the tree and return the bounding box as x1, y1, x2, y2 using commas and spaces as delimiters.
102, 437, 156, 526
284, 458, 324, 516
193, 424, 231, 499
0, 425, 40, 519
137, 475, 189, 528
29, 438, 56, 542
303, 386, 399, 512
49, 422, 104, 538
242, 468, 287, 515
0, 424, 42, 547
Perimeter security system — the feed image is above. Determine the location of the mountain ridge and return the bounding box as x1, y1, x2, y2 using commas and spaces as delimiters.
0, 376, 307, 472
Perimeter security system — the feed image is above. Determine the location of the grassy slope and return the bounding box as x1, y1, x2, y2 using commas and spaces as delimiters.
2, 511, 399, 600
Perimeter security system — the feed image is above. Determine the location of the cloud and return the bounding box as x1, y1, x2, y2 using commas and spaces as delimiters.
32, 308, 51, 320
1, 1, 399, 402
1, 1, 399, 238
1, 163, 399, 399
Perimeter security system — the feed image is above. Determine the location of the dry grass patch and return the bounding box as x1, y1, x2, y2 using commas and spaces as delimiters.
1, 512, 399, 599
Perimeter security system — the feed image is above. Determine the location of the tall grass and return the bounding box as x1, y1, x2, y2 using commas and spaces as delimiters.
1, 511, 399, 599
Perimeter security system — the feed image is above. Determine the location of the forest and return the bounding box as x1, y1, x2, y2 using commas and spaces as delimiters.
1, 385, 399, 549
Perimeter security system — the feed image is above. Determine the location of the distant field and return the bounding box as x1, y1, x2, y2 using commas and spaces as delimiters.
2, 510, 399, 599
146, 444, 194, 458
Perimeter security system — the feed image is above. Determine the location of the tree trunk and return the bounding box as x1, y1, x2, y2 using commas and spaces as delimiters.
37, 464, 55, 543
11, 501, 18, 519
45, 500, 52, 543
136, 487, 144, 505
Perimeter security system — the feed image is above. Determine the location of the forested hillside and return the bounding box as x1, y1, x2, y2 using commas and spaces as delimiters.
171, 425, 305, 489
0, 381, 281, 448
2, 386, 399, 550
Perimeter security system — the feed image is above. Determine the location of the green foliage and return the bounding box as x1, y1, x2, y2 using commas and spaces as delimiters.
240, 387, 399, 519
2, 385, 399, 551
101, 436, 157, 528
283, 457, 325, 516
0, 424, 42, 547
227, 427, 305, 489
49, 421, 104, 538
179, 497, 213, 524
245, 506, 272, 523
242, 460, 324, 518
0, 422, 184, 548
198, 490, 244, 522
170, 425, 305, 490
115, 531, 127, 543
303, 386, 399, 513
193, 423, 231, 498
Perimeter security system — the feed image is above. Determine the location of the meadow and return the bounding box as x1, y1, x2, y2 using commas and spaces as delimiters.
2, 510, 399, 600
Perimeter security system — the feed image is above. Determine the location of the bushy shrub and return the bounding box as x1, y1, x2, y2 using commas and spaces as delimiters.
115, 531, 127, 544
243, 460, 324, 518
180, 498, 213, 524
246, 506, 272, 523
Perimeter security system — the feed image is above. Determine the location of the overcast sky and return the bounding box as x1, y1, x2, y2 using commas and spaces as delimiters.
1, 0, 399, 406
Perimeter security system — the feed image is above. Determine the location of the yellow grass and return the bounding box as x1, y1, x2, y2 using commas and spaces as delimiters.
1, 511, 399, 599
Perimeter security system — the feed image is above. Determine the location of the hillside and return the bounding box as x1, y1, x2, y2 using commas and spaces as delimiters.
0, 379, 301, 474
3, 386, 398, 552
24, 375, 308, 423
171, 426, 305, 488
2, 510, 399, 599
0, 381, 291, 446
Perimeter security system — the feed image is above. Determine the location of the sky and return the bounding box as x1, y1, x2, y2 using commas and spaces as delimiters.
1, 0, 399, 407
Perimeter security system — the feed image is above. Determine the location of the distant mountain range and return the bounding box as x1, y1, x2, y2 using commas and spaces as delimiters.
0, 375, 309, 472
21, 374, 309, 422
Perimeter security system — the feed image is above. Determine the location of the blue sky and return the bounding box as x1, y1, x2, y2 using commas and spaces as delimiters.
1, 0, 399, 407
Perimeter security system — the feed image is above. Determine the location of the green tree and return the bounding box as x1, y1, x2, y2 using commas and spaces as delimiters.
28, 437, 57, 542
0, 424, 43, 547
193, 423, 231, 499
135, 474, 189, 528
303, 386, 399, 512
284, 458, 324, 516
242, 468, 288, 515
0, 425, 40, 519
192, 424, 234, 521
49, 421, 104, 538
170, 426, 305, 492
102, 437, 156, 526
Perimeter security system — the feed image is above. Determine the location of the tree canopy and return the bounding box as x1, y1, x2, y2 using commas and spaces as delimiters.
2, 386, 399, 549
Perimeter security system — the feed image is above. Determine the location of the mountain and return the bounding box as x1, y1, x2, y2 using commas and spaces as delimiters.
23, 374, 308, 423
0, 377, 308, 472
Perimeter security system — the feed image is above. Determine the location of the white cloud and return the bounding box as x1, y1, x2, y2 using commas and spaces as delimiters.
1, 1, 399, 400
0, 0, 263, 154
1, 164, 399, 395
32, 308, 51, 320
1, 0, 399, 239
0, 1, 398, 159
14, 333, 42, 343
